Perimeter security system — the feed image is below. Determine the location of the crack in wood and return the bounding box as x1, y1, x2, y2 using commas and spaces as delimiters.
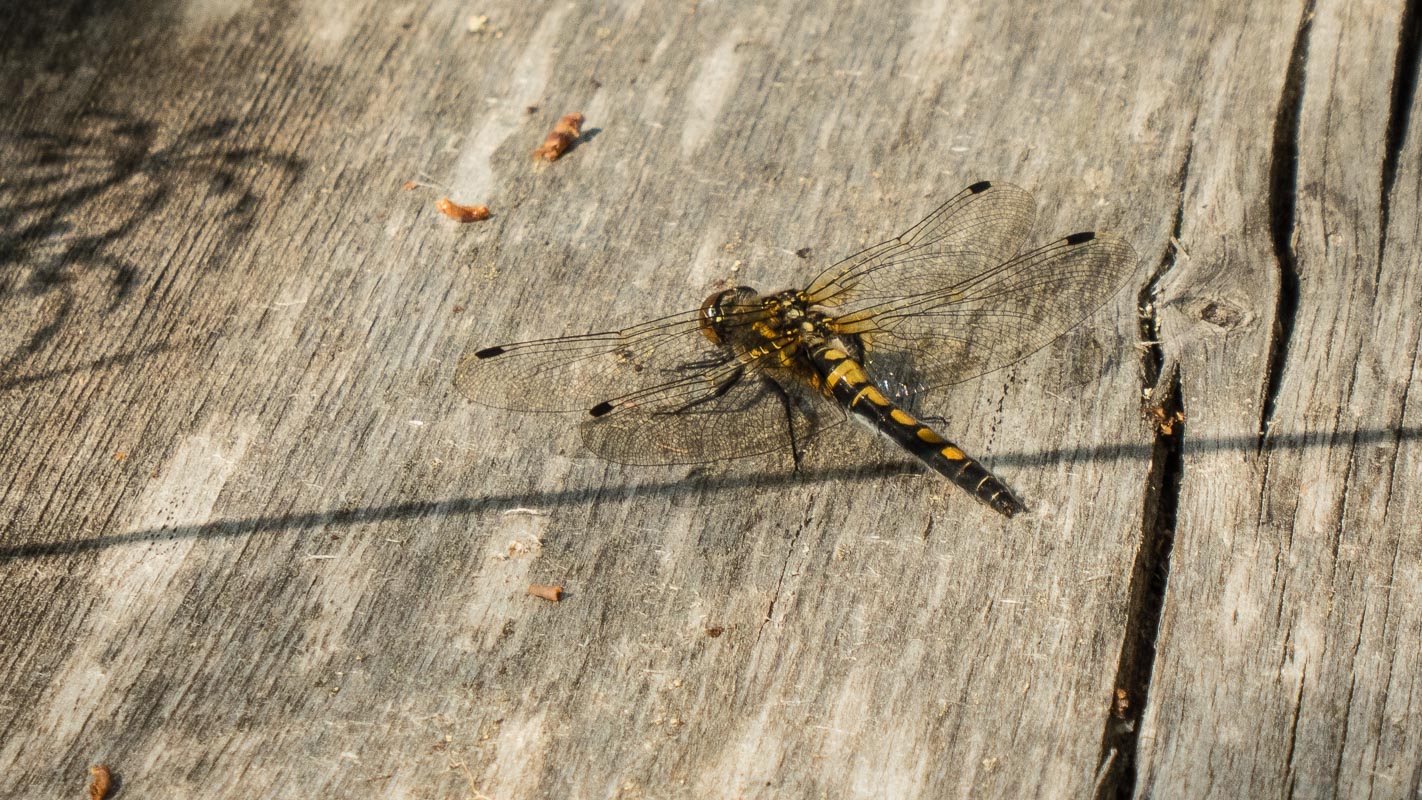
1260, 0, 1317, 451
1379, 0, 1422, 273
1379, 347, 1419, 517
1094, 361, 1183, 800
752, 509, 809, 652
1328, 427, 1364, 580
1283, 664, 1308, 799
1330, 667, 1360, 795
1093, 129, 1195, 799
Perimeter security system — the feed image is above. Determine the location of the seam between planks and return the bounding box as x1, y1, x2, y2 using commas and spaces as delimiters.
1091, 125, 1194, 800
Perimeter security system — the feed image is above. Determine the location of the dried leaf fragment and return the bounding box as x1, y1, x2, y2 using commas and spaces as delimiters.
88, 765, 113, 800
437, 198, 492, 222
532, 113, 585, 161
528, 583, 563, 602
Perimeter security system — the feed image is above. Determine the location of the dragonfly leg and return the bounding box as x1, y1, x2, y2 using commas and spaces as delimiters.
760, 375, 805, 471
661, 367, 745, 415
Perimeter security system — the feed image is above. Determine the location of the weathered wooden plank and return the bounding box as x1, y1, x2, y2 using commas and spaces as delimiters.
1, 0, 1414, 798
1136, 0, 1422, 797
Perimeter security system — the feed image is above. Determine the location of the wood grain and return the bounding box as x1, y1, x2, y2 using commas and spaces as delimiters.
1137, 1, 1422, 796
0, 0, 1415, 797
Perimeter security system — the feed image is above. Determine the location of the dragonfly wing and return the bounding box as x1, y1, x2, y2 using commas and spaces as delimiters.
805, 181, 1036, 308
833, 231, 1139, 399
454, 307, 730, 413
455, 308, 845, 464
581, 367, 845, 466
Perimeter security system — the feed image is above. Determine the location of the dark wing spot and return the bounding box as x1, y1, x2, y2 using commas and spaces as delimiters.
968, 180, 992, 193
1065, 231, 1096, 245
589, 401, 615, 417
474, 346, 506, 358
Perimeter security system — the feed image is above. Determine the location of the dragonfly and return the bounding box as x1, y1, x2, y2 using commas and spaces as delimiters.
454, 181, 1137, 517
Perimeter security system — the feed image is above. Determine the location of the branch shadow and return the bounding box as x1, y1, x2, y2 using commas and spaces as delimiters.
0, 108, 303, 379
2, 425, 1417, 562
0, 336, 207, 393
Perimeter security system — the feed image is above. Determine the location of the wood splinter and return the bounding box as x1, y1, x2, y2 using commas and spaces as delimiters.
437, 198, 492, 222
528, 583, 563, 602
532, 113, 585, 161
88, 765, 113, 800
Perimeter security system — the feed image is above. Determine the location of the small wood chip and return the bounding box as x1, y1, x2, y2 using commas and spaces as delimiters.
1143, 403, 1185, 436
436, 198, 492, 222
88, 765, 113, 800
528, 583, 563, 602
532, 112, 585, 161
1113, 687, 1131, 718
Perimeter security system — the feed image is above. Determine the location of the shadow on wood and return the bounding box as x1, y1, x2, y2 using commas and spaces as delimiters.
5, 426, 1416, 562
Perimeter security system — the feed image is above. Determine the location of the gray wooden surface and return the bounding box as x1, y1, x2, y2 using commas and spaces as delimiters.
0, 0, 1416, 798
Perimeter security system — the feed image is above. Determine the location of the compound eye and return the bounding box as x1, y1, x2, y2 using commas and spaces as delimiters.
698, 290, 729, 345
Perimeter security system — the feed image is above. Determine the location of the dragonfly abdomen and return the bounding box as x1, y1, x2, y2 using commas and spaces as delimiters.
806, 341, 1026, 518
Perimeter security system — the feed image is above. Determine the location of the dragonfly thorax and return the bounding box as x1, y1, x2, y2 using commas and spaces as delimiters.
697, 286, 827, 350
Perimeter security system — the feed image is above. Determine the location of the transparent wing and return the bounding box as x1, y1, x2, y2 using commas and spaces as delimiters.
804, 181, 1036, 308
454, 309, 844, 464
831, 232, 1138, 399
454, 307, 727, 413
581, 367, 845, 465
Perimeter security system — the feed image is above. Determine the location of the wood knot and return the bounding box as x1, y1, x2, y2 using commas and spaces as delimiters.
1198, 299, 1247, 329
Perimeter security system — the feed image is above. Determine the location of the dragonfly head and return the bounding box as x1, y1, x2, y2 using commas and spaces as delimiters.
698, 286, 760, 345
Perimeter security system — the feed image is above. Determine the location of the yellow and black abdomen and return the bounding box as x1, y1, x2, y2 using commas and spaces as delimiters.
806, 341, 1026, 517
